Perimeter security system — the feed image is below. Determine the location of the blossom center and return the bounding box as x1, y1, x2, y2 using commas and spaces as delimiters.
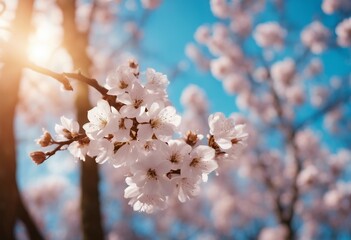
190, 157, 200, 167
119, 80, 128, 89
170, 153, 180, 163
99, 117, 108, 127
150, 118, 161, 129
133, 99, 143, 109
147, 168, 158, 180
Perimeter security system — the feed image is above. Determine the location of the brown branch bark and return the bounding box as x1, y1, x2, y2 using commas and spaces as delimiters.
24, 61, 73, 90
24, 62, 123, 111
56, 0, 104, 239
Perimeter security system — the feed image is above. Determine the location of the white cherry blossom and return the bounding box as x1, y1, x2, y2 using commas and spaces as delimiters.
144, 68, 169, 93
55, 116, 80, 140
118, 82, 151, 118
162, 140, 192, 169
124, 151, 172, 213
173, 175, 201, 203
209, 112, 248, 150
181, 145, 217, 182
137, 102, 181, 141
105, 65, 137, 96
67, 139, 90, 161
87, 138, 114, 164
83, 99, 116, 140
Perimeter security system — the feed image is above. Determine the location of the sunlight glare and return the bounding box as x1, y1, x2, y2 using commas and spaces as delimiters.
27, 23, 60, 64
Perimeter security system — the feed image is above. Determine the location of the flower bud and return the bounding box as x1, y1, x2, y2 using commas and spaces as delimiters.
185, 131, 200, 146
37, 130, 52, 147
62, 128, 73, 139
30, 151, 47, 165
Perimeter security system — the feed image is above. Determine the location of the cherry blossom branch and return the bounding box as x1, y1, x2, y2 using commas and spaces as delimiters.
30, 132, 87, 164
24, 61, 124, 110
64, 72, 108, 95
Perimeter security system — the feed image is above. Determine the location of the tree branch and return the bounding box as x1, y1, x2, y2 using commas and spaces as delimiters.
24, 61, 123, 110
24, 61, 73, 90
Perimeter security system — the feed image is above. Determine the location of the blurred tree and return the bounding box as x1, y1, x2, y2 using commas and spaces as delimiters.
0, 0, 43, 239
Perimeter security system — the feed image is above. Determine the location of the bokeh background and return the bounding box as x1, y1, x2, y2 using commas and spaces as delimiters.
0, 0, 350, 239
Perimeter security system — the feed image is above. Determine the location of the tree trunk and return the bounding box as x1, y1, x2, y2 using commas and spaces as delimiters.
0, 0, 43, 239
56, 0, 104, 239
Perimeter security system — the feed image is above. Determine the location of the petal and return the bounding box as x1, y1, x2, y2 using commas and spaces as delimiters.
216, 138, 232, 150
137, 124, 153, 140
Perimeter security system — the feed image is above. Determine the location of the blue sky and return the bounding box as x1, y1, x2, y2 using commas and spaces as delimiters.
136, 0, 350, 152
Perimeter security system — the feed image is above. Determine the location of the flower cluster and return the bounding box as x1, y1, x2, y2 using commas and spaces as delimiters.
31, 62, 247, 213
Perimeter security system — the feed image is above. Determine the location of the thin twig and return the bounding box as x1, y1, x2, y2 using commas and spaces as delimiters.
24, 61, 73, 91
24, 61, 124, 110
64, 72, 107, 95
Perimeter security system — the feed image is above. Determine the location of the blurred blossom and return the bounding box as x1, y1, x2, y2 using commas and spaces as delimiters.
297, 165, 319, 190
286, 85, 305, 105
324, 108, 342, 132
25, 176, 69, 208
259, 225, 288, 240
61, 198, 81, 239
322, 0, 341, 14
271, 58, 296, 95
210, 0, 229, 19
295, 130, 322, 160
336, 17, 351, 47
324, 182, 351, 211
253, 67, 269, 82
254, 22, 286, 48
304, 58, 323, 77
301, 21, 329, 54
210, 56, 236, 79
194, 25, 211, 44
322, 0, 351, 15
310, 86, 328, 107
141, 0, 162, 9
223, 73, 249, 94
328, 149, 350, 175
229, 11, 252, 37
180, 84, 208, 114
185, 43, 210, 70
